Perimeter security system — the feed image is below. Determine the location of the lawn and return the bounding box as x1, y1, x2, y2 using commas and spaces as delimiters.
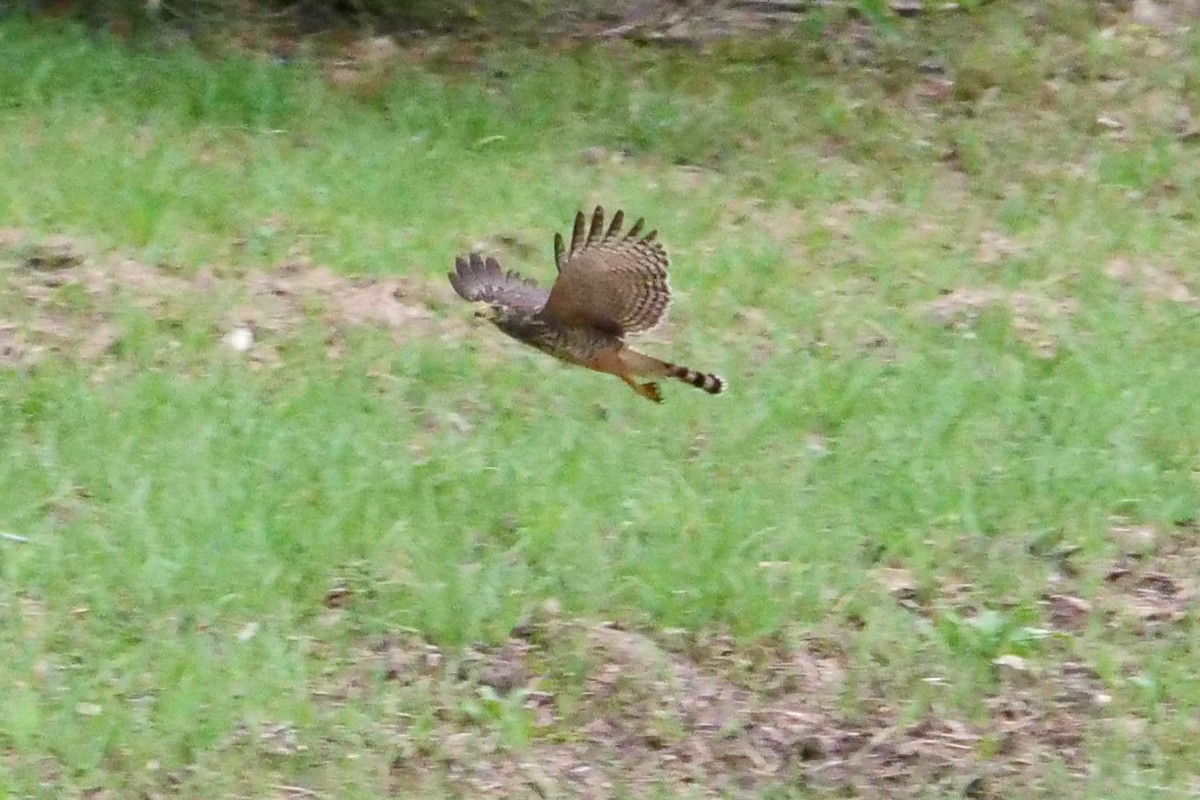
2, 4, 1200, 797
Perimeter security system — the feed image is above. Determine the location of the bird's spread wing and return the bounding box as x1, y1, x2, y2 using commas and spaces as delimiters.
448, 252, 549, 315
544, 206, 670, 336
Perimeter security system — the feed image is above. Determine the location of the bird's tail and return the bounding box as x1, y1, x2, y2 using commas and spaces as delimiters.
621, 349, 725, 395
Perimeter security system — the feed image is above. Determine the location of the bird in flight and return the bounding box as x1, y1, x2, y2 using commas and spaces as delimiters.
448, 206, 724, 403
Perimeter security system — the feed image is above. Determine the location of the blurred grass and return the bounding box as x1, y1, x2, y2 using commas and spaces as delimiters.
3, 7, 1200, 798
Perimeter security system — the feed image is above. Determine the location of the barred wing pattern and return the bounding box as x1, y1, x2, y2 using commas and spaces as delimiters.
448, 207, 724, 403
448, 252, 549, 316
543, 207, 671, 336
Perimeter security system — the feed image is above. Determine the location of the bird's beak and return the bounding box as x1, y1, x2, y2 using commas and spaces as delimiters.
473, 302, 493, 320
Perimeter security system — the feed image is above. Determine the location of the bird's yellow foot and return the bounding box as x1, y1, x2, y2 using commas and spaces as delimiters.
638, 381, 663, 403
620, 374, 663, 403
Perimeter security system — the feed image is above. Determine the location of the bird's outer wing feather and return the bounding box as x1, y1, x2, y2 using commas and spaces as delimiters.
448, 252, 549, 315
542, 206, 670, 335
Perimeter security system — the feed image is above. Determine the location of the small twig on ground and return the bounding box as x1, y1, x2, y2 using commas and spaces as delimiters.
1, 532, 31, 544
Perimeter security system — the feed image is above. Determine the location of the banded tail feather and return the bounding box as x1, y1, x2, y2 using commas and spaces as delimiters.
668, 364, 725, 395
619, 348, 725, 399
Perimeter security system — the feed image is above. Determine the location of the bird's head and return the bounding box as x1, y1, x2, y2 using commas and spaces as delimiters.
473, 301, 535, 336
473, 301, 507, 324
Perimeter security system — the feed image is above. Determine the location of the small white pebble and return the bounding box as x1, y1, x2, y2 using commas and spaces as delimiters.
222, 327, 254, 352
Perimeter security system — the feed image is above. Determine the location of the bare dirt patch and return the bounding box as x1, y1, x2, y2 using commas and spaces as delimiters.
0, 235, 447, 369
924, 286, 1078, 358
1095, 521, 1200, 635
1104, 257, 1196, 305
310, 604, 1115, 799
1030, 519, 1200, 642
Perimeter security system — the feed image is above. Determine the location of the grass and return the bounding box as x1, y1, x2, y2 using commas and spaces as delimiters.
3, 4, 1200, 797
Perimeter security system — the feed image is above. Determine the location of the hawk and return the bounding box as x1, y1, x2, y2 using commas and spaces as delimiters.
449, 206, 725, 403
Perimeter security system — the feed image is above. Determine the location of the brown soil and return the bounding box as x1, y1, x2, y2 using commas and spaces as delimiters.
0, 232, 451, 370
317, 613, 1114, 799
